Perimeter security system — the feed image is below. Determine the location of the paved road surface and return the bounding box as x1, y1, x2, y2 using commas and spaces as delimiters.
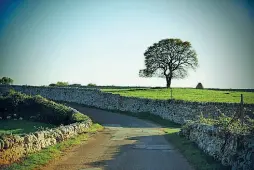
42, 104, 193, 170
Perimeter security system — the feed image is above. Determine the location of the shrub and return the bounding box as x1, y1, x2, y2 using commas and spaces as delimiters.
0, 97, 7, 119
0, 77, 14, 85
71, 112, 90, 123
0, 90, 89, 125
56, 82, 68, 86
0, 90, 28, 119
49, 83, 56, 87
69, 84, 82, 87
196, 82, 204, 89
87, 83, 96, 87
49, 82, 68, 87
30, 95, 72, 125
198, 113, 253, 135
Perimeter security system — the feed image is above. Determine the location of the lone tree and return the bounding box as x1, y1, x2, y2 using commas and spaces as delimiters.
139, 38, 198, 88
0, 77, 14, 85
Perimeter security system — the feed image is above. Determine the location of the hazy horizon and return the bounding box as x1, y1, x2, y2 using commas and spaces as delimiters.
0, 0, 253, 88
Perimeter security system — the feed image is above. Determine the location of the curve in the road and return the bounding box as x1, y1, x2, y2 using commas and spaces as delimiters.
43, 104, 193, 170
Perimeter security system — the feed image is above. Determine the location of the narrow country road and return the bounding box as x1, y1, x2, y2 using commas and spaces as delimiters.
42, 104, 193, 170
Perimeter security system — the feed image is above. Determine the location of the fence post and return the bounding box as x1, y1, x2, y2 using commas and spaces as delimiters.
240, 94, 244, 126
170, 88, 173, 100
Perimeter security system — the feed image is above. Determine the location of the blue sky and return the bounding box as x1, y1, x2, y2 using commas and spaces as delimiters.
0, 0, 253, 88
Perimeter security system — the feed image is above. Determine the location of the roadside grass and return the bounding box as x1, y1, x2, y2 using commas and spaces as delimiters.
72, 103, 230, 170
3, 123, 103, 170
0, 120, 55, 135
101, 88, 254, 104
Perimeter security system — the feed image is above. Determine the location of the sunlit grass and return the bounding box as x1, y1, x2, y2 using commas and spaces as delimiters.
102, 88, 254, 104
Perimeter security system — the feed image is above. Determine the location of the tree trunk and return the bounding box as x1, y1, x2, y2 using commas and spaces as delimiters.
166, 77, 171, 88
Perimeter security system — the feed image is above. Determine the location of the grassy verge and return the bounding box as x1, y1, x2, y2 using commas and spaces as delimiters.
0, 120, 55, 135
2, 123, 103, 170
70, 103, 230, 170
101, 88, 254, 104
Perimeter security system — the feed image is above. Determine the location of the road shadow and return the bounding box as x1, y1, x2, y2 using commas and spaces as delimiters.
66, 103, 180, 129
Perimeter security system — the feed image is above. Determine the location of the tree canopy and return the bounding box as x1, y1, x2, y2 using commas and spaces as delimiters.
139, 38, 198, 88
0, 77, 14, 85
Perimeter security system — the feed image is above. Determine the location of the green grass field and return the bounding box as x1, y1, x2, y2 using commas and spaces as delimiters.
0, 120, 55, 135
102, 88, 254, 104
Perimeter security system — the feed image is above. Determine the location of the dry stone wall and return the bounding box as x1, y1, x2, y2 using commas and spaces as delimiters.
1, 85, 253, 125
180, 122, 254, 170
0, 119, 92, 164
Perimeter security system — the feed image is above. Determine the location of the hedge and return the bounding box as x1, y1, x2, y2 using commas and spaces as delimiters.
0, 90, 88, 125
